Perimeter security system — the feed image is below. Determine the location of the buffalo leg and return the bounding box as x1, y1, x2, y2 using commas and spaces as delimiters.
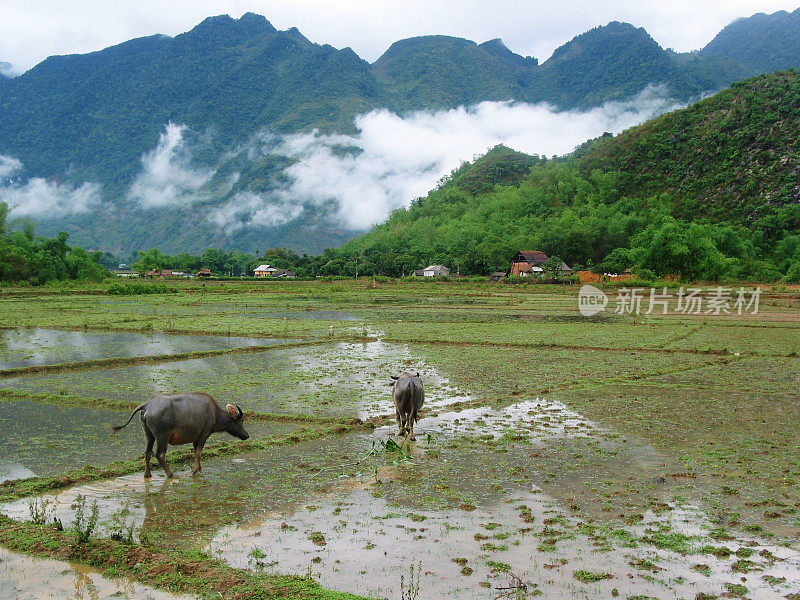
395, 409, 405, 436
408, 408, 417, 441
143, 426, 155, 478
154, 438, 174, 478
192, 437, 208, 474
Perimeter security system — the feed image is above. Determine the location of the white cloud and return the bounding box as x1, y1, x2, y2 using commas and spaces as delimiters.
0, 173, 101, 218
0, 61, 16, 77
0, 155, 22, 179
208, 191, 304, 233
212, 85, 683, 231
127, 122, 214, 208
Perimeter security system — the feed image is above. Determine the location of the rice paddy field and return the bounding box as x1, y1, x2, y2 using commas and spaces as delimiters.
0, 278, 798, 600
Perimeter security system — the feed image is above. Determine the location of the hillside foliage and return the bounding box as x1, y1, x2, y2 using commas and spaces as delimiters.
322, 72, 800, 281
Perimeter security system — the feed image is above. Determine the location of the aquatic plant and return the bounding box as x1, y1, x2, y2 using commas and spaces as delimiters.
70, 494, 99, 544
26, 497, 54, 525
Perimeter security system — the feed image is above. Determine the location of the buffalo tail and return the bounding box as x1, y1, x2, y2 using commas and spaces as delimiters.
111, 403, 147, 432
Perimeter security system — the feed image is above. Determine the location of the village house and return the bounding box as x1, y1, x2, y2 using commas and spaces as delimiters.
510, 251, 572, 277
146, 269, 174, 279
253, 264, 278, 277
422, 265, 451, 277
196, 268, 212, 278
490, 271, 507, 282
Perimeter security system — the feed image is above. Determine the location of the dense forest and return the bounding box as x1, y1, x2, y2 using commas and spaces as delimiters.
3, 8, 800, 253
0, 203, 108, 283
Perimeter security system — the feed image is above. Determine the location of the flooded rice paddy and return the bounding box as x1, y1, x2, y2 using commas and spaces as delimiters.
0, 547, 190, 600
0, 328, 288, 370
0, 339, 470, 418
2, 325, 799, 599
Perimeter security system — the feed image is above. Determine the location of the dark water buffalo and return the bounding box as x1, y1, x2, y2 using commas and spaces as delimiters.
112, 392, 249, 478
390, 372, 425, 440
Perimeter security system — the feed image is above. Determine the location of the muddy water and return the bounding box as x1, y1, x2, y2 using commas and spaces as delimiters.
1, 340, 470, 417
286, 339, 473, 418
211, 486, 800, 600
0, 400, 295, 481
0, 435, 371, 548
0, 328, 288, 370
0, 547, 192, 600
4, 330, 800, 599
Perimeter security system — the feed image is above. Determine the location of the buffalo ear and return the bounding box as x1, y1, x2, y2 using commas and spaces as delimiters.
236, 405, 244, 420
226, 403, 238, 419
390, 375, 399, 380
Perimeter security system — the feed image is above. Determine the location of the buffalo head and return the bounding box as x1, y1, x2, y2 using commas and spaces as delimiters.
226, 403, 250, 440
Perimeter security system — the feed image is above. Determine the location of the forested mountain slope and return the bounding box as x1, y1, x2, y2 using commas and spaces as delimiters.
333, 71, 800, 280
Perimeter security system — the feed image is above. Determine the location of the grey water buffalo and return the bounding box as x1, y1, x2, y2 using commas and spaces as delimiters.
390, 372, 425, 440
112, 392, 249, 478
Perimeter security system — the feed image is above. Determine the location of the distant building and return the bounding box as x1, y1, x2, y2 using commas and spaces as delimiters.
146, 269, 174, 279
113, 269, 137, 278
490, 272, 507, 282
422, 265, 451, 277
254, 264, 278, 277
273, 269, 296, 278
510, 251, 571, 277
412, 269, 426, 277
196, 268, 212, 277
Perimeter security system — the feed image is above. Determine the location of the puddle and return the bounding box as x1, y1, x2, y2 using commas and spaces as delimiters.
386, 398, 599, 442
0, 547, 191, 600
0, 328, 288, 370
0, 400, 295, 480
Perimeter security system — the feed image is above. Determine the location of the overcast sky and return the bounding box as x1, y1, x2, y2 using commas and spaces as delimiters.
1, 0, 799, 74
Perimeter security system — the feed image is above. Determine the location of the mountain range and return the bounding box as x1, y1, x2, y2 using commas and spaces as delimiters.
2, 8, 800, 254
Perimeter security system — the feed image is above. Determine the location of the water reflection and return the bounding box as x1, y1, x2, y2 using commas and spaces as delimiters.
0, 328, 284, 369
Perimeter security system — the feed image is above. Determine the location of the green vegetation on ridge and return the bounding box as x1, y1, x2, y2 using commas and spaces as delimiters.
329, 71, 800, 281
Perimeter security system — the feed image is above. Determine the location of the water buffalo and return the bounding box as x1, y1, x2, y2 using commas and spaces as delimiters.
112, 392, 249, 478
390, 372, 424, 441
